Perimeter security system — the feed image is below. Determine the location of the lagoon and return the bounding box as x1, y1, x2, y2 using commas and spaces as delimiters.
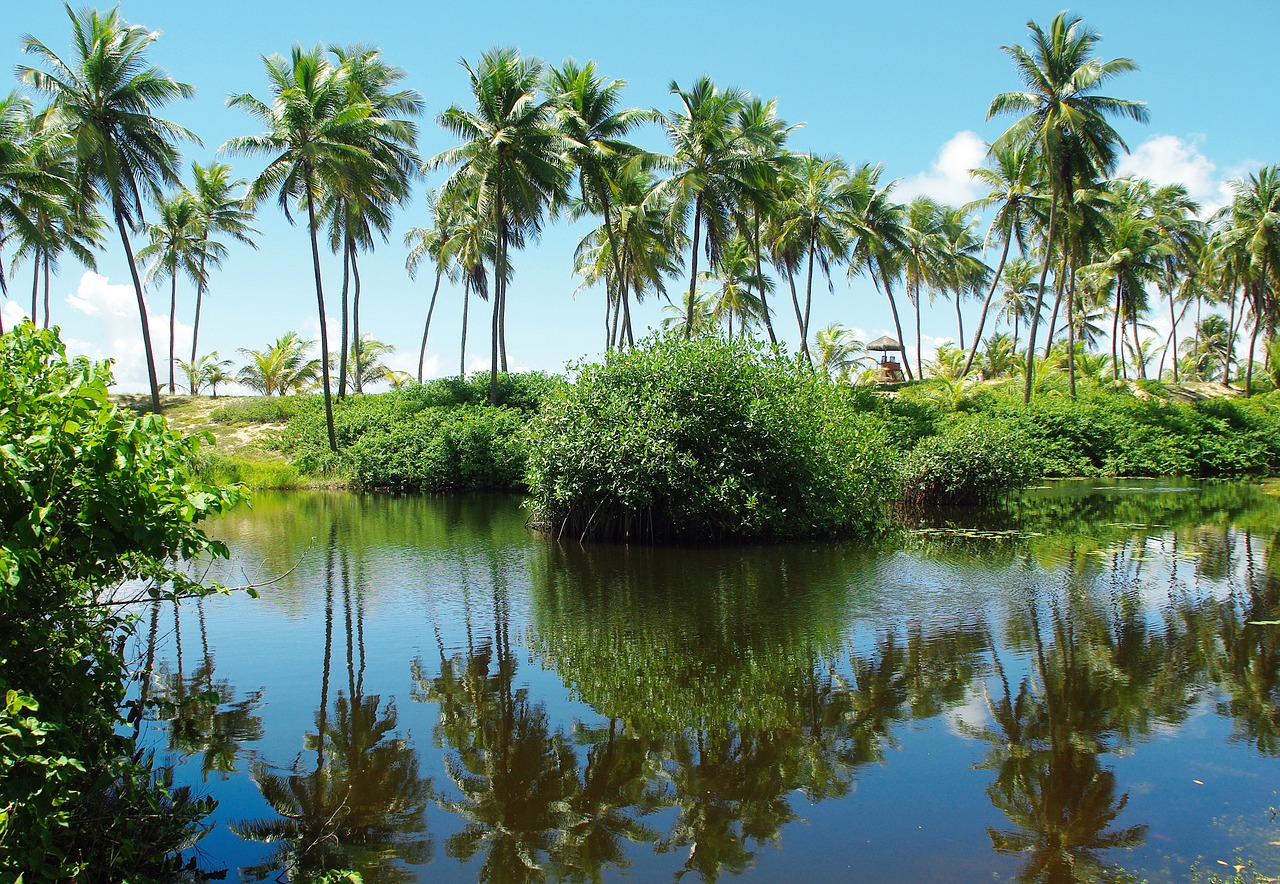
147, 481, 1280, 881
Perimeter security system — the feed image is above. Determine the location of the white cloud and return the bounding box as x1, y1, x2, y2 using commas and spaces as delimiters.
1116, 134, 1236, 216
2, 298, 29, 330
898, 131, 988, 205
64, 271, 192, 393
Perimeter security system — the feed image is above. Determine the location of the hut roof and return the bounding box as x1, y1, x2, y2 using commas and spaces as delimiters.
867, 335, 903, 351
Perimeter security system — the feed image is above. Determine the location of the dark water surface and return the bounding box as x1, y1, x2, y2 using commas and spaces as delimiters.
144, 481, 1280, 882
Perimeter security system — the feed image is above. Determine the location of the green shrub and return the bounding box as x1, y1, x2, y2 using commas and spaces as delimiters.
209, 395, 304, 425
279, 387, 534, 491
898, 417, 1041, 506
0, 323, 242, 879
345, 405, 528, 491
192, 450, 306, 490
525, 334, 897, 542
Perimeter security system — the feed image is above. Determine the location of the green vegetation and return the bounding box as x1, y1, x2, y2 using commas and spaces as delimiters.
525, 335, 895, 542
898, 416, 1040, 506
276, 371, 558, 491
0, 325, 242, 878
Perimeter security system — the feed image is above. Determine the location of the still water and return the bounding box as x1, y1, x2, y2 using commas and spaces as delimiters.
143, 481, 1280, 882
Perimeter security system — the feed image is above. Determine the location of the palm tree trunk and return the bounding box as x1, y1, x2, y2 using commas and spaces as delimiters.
418, 269, 443, 382
1023, 196, 1058, 404
499, 278, 508, 373
753, 212, 777, 345
1168, 288, 1179, 383
168, 271, 177, 393
41, 252, 50, 330
954, 293, 965, 349
351, 240, 363, 394
1131, 300, 1145, 379
622, 283, 635, 349
490, 212, 506, 404
1067, 259, 1077, 398
685, 200, 702, 338
1042, 266, 1066, 359
460, 284, 469, 378
30, 260, 39, 327
963, 235, 1012, 375
1226, 291, 1240, 384
191, 239, 208, 363
912, 282, 923, 379
303, 177, 337, 452
803, 231, 817, 365
338, 237, 351, 399
787, 267, 804, 348
1246, 288, 1260, 397
1112, 285, 1123, 381
114, 201, 162, 413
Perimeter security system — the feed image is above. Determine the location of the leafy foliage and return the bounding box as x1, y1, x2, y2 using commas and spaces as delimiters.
0, 323, 242, 879
898, 416, 1041, 506
525, 334, 896, 542
277, 372, 558, 490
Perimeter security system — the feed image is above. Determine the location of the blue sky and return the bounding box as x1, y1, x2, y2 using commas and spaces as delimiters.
2, 1, 1275, 390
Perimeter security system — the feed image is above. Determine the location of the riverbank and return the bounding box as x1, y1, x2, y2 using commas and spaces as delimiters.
130, 354, 1280, 513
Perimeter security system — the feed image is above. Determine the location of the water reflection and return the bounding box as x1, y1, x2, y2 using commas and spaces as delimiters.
232, 525, 431, 882
142, 483, 1280, 881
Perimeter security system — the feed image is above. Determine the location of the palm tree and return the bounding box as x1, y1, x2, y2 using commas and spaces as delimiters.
237, 331, 320, 396
995, 257, 1043, 347
844, 164, 913, 380
652, 77, 773, 338
778, 154, 854, 362
899, 197, 948, 378
177, 351, 232, 396
342, 333, 396, 390
702, 236, 769, 338
323, 44, 421, 397
188, 161, 258, 364
434, 47, 571, 403
137, 190, 206, 394
1217, 166, 1280, 396
226, 46, 392, 448
937, 205, 989, 348
405, 189, 460, 381
813, 323, 870, 381
1084, 184, 1168, 380
547, 59, 648, 351
962, 141, 1040, 375
19, 5, 197, 412
988, 12, 1147, 402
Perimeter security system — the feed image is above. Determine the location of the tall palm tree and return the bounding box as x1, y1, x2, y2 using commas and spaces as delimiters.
188, 161, 258, 364
405, 188, 460, 381
19, 5, 197, 412
937, 205, 990, 349
988, 12, 1147, 402
962, 140, 1040, 374
137, 190, 206, 394
1216, 166, 1280, 396
651, 76, 773, 337
547, 59, 647, 351
324, 44, 421, 397
844, 164, 913, 380
734, 96, 795, 347
226, 46, 391, 448
898, 197, 948, 378
778, 154, 853, 362
434, 47, 571, 403
702, 236, 769, 338
6, 108, 103, 332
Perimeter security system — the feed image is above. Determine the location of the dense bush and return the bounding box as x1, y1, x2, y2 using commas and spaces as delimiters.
0, 324, 242, 879
898, 417, 1041, 505
279, 377, 549, 490
525, 334, 896, 542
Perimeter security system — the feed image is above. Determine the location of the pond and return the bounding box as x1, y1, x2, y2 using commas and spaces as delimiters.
143, 480, 1280, 882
